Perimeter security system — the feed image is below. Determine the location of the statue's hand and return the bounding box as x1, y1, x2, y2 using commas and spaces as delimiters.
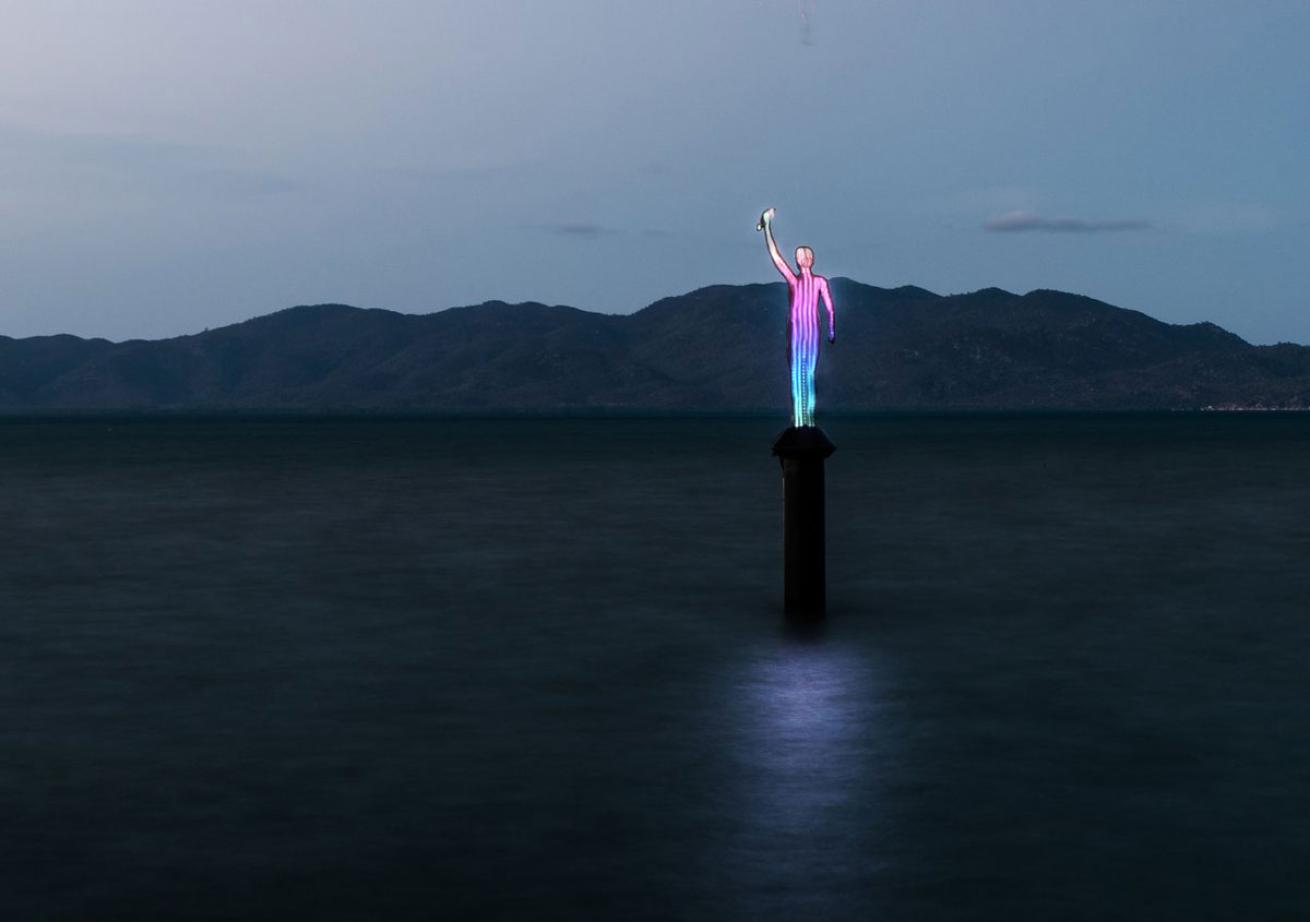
756, 207, 776, 232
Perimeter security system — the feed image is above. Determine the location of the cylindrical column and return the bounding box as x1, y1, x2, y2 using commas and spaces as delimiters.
772, 427, 836, 619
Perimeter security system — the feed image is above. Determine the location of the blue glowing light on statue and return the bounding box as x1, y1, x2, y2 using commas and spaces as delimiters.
758, 208, 835, 428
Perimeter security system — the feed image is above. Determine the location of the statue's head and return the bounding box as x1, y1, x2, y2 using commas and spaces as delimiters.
795, 246, 814, 270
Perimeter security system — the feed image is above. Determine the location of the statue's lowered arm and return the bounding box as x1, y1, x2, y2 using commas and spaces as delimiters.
820, 277, 836, 343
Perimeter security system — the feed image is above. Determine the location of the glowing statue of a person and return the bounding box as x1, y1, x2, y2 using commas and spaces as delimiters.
757, 207, 835, 428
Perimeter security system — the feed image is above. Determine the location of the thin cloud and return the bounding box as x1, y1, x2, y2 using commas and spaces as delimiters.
541, 222, 619, 238
529, 222, 669, 240
984, 210, 1151, 234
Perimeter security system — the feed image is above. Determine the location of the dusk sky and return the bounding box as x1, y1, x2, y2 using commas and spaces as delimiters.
2, 0, 1306, 343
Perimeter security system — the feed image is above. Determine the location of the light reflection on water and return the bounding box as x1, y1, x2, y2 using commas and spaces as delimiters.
720, 633, 892, 915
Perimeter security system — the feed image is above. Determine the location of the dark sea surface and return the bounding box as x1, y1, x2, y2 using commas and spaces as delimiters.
2, 415, 1309, 921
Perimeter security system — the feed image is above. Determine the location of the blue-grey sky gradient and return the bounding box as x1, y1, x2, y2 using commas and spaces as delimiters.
2, 0, 1306, 343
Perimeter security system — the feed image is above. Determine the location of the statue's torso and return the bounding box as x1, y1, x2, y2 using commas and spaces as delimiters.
789, 273, 824, 329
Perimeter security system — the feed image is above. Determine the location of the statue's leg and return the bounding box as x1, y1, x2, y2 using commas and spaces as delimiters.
793, 325, 815, 426
804, 347, 817, 425
791, 340, 801, 426
790, 347, 803, 427
796, 349, 806, 426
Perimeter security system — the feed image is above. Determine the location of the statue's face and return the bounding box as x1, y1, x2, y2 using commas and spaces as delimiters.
795, 247, 814, 269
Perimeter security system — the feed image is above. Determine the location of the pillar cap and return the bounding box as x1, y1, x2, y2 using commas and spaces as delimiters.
772, 425, 836, 459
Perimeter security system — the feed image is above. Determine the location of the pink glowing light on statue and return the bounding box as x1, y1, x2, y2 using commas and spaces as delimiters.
757, 208, 835, 427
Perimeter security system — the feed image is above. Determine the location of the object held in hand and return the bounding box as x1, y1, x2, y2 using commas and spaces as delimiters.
756, 207, 776, 231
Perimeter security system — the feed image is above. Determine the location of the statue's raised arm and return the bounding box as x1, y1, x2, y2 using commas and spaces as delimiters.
757, 208, 796, 285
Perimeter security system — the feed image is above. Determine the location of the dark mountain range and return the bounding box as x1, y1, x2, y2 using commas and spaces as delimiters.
3, 280, 1309, 411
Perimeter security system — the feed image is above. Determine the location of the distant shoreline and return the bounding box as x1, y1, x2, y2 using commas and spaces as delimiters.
4, 408, 1310, 422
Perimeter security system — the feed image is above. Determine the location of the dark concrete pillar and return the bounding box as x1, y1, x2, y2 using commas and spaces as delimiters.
772, 426, 836, 619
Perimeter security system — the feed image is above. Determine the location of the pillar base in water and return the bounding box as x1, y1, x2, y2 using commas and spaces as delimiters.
772, 426, 836, 620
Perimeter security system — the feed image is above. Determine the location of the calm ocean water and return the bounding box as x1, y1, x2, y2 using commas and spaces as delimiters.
2, 415, 1308, 920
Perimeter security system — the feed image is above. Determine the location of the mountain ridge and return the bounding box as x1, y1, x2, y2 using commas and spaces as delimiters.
2, 280, 1308, 411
